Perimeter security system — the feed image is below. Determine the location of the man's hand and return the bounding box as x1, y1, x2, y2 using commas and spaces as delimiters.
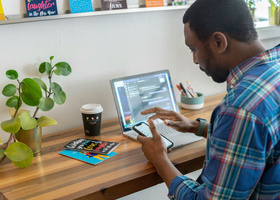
137, 120, 169, 166
141, 107, 199, 133
137, 119, 182, 187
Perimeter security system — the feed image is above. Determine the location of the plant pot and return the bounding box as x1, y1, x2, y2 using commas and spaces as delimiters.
269, 6, 280, 25
250, 8, 256, 20
15, 127, 42, 154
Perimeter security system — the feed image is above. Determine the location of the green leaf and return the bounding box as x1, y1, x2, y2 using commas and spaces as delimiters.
39, 97, 54, 111
1, 118, 21, 133
2, 84, 17, 97
0, 137, 2, 145
6, 96, 22, 109
0, 148, 4, 158
50, 82, 62, 95
20, 111, 38, 130
4, 142, 33, 168
37, 116, 57, 127
50, 56, 54, 61
9, 108, 30, 118
53, 69, 62, 76
21, 78, 42, 106
6, 70, 18, 80
54, 91, 66, 105
33, 78, 47, 92
54, 62, 72, 76
39, 62, 52, 75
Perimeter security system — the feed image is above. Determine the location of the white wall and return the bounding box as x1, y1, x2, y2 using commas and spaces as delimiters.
0, 2, 279, 143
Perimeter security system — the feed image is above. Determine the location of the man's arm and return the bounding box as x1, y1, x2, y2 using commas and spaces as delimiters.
138, 107, 268, 199
137, 120, 181, 187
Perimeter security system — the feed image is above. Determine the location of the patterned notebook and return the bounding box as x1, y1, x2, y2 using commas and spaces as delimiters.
69, 0, 93, 13
60, 150, 118, 165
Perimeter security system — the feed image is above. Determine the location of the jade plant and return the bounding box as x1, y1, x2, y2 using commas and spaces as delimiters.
269, 0, 280, 15
246, 0, 256, 9
269, 0, 280, 6
0, 56, 71, 168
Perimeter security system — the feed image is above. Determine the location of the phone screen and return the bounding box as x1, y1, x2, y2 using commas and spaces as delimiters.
133, 122, 173, 149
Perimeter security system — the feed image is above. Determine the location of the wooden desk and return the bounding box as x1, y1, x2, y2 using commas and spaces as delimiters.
0, 93, 225, 200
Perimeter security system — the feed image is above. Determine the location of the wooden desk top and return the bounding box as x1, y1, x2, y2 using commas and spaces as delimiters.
0, 93, 225, 200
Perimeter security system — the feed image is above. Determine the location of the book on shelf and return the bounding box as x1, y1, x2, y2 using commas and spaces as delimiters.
0, 0, 5, 20
63, 138, 120, 155
59, 149, 118, 165
145, 0, 164, 8
24, 0, 58, 18
69, 0, 93, 14
101, 0, 127, 10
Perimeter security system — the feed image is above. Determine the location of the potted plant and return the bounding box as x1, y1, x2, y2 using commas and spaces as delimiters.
0, 56, 71, 168
269, 0, 280, 25
246, 0, 257, 19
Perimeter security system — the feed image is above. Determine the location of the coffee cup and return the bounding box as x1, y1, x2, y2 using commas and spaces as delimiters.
80, 104, 103, 136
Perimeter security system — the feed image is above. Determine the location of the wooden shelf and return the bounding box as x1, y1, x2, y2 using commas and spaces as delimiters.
0, 5, 190, 25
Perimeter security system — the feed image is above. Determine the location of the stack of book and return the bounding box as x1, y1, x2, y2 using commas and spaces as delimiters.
60, 138, 119, 165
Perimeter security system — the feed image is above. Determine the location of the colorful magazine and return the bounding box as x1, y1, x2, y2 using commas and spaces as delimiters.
69, 0, 93, 13
25, 0, 58, 18
63, 138, 120, 155
59, 149, 118, 165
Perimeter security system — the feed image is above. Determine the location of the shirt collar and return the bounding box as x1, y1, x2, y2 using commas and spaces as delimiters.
226, 44, 280, 92
226, 57, 259, 91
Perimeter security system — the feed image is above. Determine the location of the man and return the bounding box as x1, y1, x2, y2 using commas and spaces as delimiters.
137, 0, 280, 199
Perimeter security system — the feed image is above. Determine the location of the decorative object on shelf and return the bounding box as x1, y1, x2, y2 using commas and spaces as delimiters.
101, 0, 127, 10
69, 0, 93, 13
269, 0, 280, 25
145, 0, 164, 7
172, 0, 187, 6
0, 56, 72, 168
25, 0, 58, 18
0, 0, 5, 20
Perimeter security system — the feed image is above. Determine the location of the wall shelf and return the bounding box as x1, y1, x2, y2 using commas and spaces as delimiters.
0, 5, 190, 25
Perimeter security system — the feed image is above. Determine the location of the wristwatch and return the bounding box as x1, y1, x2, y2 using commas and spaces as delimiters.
195, 118, 207, 136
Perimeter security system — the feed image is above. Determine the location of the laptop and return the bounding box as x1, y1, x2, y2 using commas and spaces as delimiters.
110, 70, 202, 148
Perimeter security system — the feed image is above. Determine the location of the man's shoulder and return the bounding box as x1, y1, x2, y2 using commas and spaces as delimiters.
225, 69, 280, 120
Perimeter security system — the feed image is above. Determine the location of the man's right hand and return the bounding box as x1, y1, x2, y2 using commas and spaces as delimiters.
141, 107, 199, 133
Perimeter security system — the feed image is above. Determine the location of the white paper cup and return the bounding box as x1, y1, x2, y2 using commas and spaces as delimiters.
80, 104, 103, 136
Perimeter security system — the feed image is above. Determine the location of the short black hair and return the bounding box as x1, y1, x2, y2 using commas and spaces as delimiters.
183, 0, 258, 43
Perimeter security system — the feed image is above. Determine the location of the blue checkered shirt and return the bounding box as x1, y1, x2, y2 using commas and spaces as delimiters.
168, 44, 280, 199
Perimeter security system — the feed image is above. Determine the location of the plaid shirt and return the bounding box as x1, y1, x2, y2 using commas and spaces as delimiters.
168, 44, 280, 200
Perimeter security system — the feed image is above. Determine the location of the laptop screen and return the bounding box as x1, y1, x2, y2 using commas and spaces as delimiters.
110, 70, 178, 132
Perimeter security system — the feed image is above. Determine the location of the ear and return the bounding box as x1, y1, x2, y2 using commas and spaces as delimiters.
210, 32, 228, 54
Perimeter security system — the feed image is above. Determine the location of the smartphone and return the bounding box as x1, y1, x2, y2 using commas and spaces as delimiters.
133, 122, 173, 149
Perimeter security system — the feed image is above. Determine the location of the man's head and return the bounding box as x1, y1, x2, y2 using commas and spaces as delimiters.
183, 0, 259, 83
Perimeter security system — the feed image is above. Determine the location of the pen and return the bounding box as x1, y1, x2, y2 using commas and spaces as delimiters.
179, 82, 192, 97
184, 84, 196, 97
186, 81, 198, 97
176, 84, 186, 96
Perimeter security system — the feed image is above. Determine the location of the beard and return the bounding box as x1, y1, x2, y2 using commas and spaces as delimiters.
202, 46, 228, 83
